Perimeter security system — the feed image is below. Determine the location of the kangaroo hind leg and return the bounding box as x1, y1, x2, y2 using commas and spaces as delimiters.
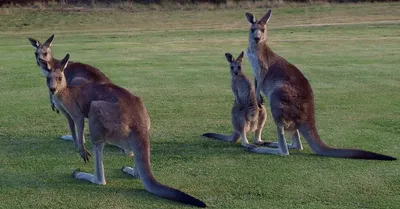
248, 126, 289, 155
254, 107, 268, 145
262, 129, 302, 150
288, 129, 303, 150
72, 101, 111, 185
73, 142, 106, 185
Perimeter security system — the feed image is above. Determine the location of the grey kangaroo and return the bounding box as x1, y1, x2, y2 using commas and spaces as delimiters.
203, 51, 267, 149
45, 53, 206, 207
245, 9, 396, 160
28, 34, 111, 143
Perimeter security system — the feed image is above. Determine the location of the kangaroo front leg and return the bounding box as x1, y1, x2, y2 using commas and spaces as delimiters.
75, 117, 91, 162
58, 109, 78, 146
49, 92, 59, 113
58, 105, 73, 141
73, 143, 106, 185
248, 126, 289, 155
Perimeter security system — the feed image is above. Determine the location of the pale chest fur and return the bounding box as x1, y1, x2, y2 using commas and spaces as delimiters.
53, 95, 67, 113
246, 48, 260, 81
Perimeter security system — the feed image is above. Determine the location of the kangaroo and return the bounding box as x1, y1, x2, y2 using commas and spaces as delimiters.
45, 53, 206, 207
244, 9, 396, 160
28, 34, 111, 142
203, 51, 267, 149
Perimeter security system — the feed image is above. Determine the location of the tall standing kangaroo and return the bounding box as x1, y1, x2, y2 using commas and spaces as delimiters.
203, 51, 267, 149
245, 9, 396, 160
28, 34, 111, 143
45, 53, 206, 208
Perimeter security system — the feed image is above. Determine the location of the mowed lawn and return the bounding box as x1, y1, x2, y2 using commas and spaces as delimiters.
0, 2, 399, 208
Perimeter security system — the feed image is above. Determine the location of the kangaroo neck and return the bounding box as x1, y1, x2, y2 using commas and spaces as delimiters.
54, 86, 79, 110
249, 40, 276, 70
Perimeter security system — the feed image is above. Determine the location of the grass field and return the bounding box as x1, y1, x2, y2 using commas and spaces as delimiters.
1, 2, 400, 208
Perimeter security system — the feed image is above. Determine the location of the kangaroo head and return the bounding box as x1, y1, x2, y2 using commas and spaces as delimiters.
245, 9, 271, 44
46, 53, 69, 95
225, 51, 244, 76
28, 34, 55, 70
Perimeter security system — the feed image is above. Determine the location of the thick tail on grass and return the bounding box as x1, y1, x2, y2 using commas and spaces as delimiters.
202, 131, 239, 143
144, 181, 207, 208
299, 124, 396, 161
131, 132, 207, 208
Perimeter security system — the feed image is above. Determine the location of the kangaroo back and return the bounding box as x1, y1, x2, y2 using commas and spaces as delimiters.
63, 61, 110, 85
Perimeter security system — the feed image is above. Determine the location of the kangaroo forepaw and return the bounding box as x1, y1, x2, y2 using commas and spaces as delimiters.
79, 147, 92, 163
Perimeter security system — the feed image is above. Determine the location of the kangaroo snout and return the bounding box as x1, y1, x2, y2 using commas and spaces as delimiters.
49, 87, 56, 94
254, 37, 260, 43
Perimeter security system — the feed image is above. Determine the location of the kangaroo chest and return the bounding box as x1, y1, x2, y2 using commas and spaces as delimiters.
52, 96, 69, 115
246, 48, 260, 81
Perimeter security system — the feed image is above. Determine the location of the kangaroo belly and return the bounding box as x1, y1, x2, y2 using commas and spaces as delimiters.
234, 105, 260, 132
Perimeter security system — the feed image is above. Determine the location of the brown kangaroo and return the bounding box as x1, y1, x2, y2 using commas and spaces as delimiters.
46, 53, 206, 207
203, 51, 267, 149
245, 9, 396, 160
28, 34, 111, 143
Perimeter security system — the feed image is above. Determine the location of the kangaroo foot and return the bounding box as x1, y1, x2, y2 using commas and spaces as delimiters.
121, 166, 140, 179
60, 135, 73, 141
72, 168, 106, 185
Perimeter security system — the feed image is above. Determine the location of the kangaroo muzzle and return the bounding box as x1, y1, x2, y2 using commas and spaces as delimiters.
49, 87, 56, 94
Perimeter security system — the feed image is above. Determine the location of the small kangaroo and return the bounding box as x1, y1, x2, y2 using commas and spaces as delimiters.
46, 54, 206, 208
245, 9, 396, 160
28, 34, 111, 142
203, 51, 267, 149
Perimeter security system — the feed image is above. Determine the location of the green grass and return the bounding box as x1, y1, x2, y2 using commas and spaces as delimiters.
1, 2, 400, 209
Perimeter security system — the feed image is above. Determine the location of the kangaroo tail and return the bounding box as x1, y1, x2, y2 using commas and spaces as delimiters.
130, 132, 207, 208
298, 124, 396, 161
202, 131, 240, 143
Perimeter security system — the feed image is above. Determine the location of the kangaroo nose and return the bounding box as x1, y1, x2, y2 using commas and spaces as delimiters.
49, 88, 56, 94
254, 37, 260, 43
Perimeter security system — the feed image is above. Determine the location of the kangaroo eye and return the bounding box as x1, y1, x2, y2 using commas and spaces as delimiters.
260, 29, 265, 32
251, 29, 256, 33
57, 77, 62, 82
230, 66, 234, 70
238, 66, 241, 70
43, 52, 48, 57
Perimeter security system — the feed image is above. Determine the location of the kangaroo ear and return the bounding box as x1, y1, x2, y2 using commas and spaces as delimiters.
259, 9, 272, 25
236, 51, 244, 63
28, 38, 41, 49
43, 34, 55, 47
225, 53, 234, 63
60, 53, 70, 71
245, 12, 256, 24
